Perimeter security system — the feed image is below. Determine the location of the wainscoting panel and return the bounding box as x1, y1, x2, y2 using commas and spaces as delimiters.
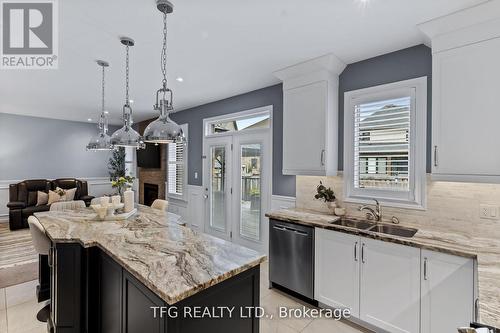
187, 186, 204, 230
0, 177, 112, 221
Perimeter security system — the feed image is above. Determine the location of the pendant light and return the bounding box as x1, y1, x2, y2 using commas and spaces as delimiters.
143, 0, 186, 144
110, 37, 145, 149
87, 60, 112, 151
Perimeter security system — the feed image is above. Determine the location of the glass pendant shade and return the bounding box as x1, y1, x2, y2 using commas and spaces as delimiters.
143, 99, 185, 143
87, 115, 112, 150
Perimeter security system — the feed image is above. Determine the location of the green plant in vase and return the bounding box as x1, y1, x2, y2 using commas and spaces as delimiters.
111, 176, 134, 196
314, 181, 336, 213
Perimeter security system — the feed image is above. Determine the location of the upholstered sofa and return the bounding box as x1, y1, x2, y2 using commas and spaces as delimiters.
7, 178, 94, 230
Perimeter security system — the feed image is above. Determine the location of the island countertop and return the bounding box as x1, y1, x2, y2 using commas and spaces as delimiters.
34, 205, 266, 305
266, 208, 500, 328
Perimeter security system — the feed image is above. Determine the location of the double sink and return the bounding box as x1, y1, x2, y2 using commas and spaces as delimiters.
330, 218, 418, 238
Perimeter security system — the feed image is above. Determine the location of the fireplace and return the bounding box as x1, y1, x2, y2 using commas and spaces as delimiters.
143, 183, 159, 206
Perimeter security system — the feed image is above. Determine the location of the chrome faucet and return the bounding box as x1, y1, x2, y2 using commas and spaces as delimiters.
359, 199, 382, 222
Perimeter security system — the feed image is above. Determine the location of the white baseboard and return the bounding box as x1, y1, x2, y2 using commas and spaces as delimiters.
0, 177, 112, 218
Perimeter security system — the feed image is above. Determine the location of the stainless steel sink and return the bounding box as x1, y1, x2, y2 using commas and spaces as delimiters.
330, 218, 375, 230
367, 224, 418, 238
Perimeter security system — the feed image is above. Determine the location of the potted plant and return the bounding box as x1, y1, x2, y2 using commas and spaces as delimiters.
314, 181, 336, 213
111, 176, 135, 197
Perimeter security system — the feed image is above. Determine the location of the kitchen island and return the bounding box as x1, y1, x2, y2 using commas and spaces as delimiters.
35, 205, 266, 333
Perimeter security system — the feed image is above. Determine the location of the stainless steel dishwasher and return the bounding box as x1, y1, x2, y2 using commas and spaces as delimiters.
269, 219, 314, 299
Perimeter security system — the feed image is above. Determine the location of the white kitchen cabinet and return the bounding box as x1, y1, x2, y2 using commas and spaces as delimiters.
274, 53, 345, 176
315, 229, 360, 317
421, 249, 475, 333
359, 238, 420, 333
431, 37, 500, 182
418, 2, 500, 182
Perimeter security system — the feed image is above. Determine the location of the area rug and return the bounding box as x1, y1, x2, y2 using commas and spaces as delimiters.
0, 222, 38, 288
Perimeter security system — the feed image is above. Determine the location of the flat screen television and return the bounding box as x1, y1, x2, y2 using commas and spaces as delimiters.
137, 143, 161, 168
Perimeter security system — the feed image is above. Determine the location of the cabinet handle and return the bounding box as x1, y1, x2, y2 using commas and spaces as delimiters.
475, 298, 479, 321
320, 149, 325, 166
354, 241, 358, 261
48, 247, 53, 268
361, 243, 366, 263
423, 257, 428, 280
434, 146, 438, 167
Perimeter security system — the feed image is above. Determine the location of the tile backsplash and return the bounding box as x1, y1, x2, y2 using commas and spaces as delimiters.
296, 175, 500, 238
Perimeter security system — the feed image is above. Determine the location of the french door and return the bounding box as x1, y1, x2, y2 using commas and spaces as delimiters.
203, 130, 271, 252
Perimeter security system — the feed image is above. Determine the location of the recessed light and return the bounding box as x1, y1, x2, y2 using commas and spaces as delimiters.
176, 77, 184, 82
104, 111, 109, 114
129, 99, 134, 104
87, 118, 92, 122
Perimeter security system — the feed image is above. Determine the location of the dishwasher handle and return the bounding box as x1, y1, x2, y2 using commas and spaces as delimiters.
272, 224, 309, 236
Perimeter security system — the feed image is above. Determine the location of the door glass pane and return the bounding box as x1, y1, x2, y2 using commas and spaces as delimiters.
210, 146, 226, 231
240, 143, 261, 241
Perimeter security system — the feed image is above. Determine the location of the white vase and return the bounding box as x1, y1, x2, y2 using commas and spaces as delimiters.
327, 201, 337, 214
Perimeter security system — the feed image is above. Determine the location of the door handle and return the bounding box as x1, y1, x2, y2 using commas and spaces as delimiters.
320, 149, 325, 166
423, 257, 428, 280
354, 241, 358, 261
361, 243, 366, 263
203, 194, 208, 199
434, 146, 438, 167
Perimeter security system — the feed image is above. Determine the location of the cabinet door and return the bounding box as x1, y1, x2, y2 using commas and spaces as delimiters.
122, 270, 166, 333
421, 250, 474, 333
283, 81, 327, 175
99, 251, 123, 333
360, 238, 420, 333
315, 229, 360, 317
433, 37, 500, 178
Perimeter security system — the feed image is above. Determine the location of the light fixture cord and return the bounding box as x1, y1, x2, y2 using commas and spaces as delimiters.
101, 65, 106, 113
101, 64, 108, 134
161, 11, 168, 89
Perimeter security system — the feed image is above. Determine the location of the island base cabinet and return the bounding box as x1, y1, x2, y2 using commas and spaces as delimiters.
314, 229, 360, 317
420, 249, 475, 333
359, 238, 420, 333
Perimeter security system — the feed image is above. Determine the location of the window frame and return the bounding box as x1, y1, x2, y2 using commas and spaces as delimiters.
167, 123, 188, 202
343, 77, 427, 210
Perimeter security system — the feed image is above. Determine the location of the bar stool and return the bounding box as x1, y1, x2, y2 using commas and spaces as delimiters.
27, 216, 51, 322
151, 199, 168, 212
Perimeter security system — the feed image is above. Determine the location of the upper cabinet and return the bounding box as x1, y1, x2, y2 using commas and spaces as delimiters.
419, 1, 500, 182
274, 54, 346, 176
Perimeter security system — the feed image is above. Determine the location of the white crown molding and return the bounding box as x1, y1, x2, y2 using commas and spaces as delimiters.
418, 1, 500, 53
273, 53, 346, 82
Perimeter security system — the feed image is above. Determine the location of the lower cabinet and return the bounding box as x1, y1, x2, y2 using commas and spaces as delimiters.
420, 249, 475, 333
314, 228, 476, 333
315, 229, 360, 317
359, 238, 420, 333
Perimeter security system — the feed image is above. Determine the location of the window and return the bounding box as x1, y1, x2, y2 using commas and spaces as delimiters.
205, 111, 271, 136
344, 77, 427, 209
167, 124, 188, 200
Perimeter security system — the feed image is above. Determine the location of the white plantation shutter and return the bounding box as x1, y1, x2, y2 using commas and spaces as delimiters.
354, 97, 411, 191
167, 124, 188, 198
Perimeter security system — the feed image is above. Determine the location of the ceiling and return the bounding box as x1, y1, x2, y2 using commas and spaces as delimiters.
0, 0, 487, 125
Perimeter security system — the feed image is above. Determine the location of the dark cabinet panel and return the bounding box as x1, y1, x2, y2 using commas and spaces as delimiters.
99, 251, 123, 333
51, 243, 82, 333
122, 270, 166, 333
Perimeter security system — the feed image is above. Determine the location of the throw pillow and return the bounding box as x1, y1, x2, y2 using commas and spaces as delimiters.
48, 190, 62, 205
36, 191, 48, 206
57, 187, 77, 201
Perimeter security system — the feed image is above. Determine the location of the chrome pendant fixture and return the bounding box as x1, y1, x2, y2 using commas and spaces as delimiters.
87, 60, 112, 151
143, 0, 186, 144
110, 37, 145, 149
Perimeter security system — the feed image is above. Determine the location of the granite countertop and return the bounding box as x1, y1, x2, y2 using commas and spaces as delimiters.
35, 205, 266, 305
266, 208, 500, 328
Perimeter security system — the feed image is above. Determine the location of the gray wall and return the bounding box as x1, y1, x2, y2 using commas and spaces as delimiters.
0, 113, 114, 180
170, 84, 296, 197
338, 44, 432, 171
